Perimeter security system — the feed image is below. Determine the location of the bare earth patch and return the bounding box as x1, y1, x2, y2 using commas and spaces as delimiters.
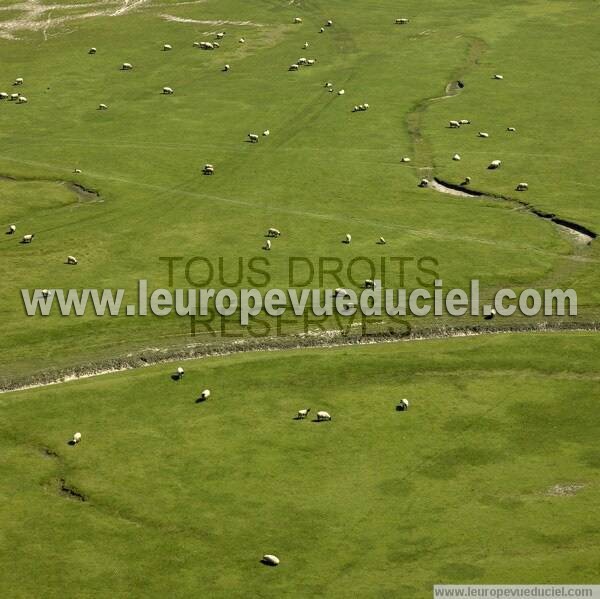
545, 483, 585, 497
0, 0, 210, 39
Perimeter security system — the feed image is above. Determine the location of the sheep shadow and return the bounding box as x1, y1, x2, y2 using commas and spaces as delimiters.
260, 559, 278, 567
171, 374, 182, 381
341, 240, 350, 244
67, 440, 77, 446
195, 396, 207, 404
311, 418, 331, 423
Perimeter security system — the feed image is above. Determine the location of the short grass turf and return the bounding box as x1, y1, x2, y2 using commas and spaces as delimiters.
0, 332, 599, 598
0, 0, 599, 379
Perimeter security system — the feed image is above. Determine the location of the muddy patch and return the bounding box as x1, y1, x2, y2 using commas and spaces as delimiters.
58, 478, 87, 501
40, 446, 59, 459
431, 177, 596, 245
0, 173, 103, 205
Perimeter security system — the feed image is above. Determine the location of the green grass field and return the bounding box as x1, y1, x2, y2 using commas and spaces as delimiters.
1, 333, 599, 598
1, 0, 599, 379
1, 1, 599, 596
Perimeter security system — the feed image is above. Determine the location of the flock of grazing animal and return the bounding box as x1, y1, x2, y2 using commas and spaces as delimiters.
4, 13, 515, 319
6, 223, 78, 264
0, 76, 28, 104
2, 15, 422, 261
417, 75, 529, 193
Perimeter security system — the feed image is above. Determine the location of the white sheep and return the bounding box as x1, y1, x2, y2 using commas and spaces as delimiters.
121, 62, 133, 70
334, 288, 347, 297
453, 153, 461, 161
72, 432, 82, 444
493, 74, 504, 80
98, 103, 108, 110
459, 119, 470, 124
297, 57, 307, 65
296, 408, 310, 419
88, 47, 97, 54
17, 96, 28, 104
267, 227, 280, 237
364, 279, 375, 289
294, 17, 302, 24
401, 156, 411, 163
41, 289, 49, 298
343, 233, 351, 244
419, 178, 429, 188
307, 59, 315, 66
516, 182, 528, 191
22, 233, 35, 243
363, 103, 369, 110
289, 64, 299, 71
248, 133, 259, 143
262, 129, 270, 136
10, 93, 19, 101
163, 43, 172, 51
66, 256, 78, 265
303, 42, 309, 49
213, 42, 220, 48
216, 32, 225, 39
316, 410, 332, 421
325, 82, 333, 88
176, 366, 185, 378
0, 92, 7, 99
378, 237, 386, 244
352, 106, 359, 112
262, 555, 280, 566
338, 89, 345, 95
319, 27, 325, 33
264, 239, 272, 251
478, 132, 489, 138
200, 42, 214, 50
223, 64, 230, 71
162, 87, 174, 95
507, 126, 516, 132
239, 38, 245, 43
326, 20, 333, 26
7, 224, 16, 234
203, 163, 214, 175
488, 160, 502, 169
199, 389, 211, 400
14, 77, 24, 85
396, 398, 409, 411
449, 120, 461, 128
74, 168, 82, 174
395, 18, 410, 24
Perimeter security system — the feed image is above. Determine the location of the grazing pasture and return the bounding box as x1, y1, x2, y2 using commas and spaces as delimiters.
1, 333, 599, 598
0, 0, 598, 381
